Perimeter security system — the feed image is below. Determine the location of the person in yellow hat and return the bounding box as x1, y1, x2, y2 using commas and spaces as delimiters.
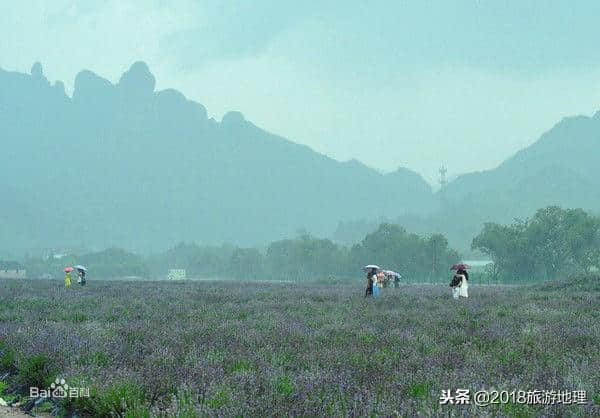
65, 270, 72, 288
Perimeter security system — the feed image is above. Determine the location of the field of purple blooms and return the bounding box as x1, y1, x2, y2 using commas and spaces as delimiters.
1, 277, 599, 417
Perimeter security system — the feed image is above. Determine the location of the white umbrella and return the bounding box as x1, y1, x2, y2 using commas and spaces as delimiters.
384, 270, 401, 278
74, 265, 87, 272
363, 264, 381, 272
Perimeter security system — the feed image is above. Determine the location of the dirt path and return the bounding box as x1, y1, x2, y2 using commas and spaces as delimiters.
0, 405, 30, 417
0, 405, 52, 417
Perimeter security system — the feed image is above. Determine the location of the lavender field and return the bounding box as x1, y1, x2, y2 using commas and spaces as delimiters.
1, 277, 599, 417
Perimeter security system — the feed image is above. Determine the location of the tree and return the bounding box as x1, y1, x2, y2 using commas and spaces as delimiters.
526, 207, 573, 277
266, 235, 347, 280
472, 206, 600, 280
561, 208, 600, 273
76, 247, 148, 277
427, 233, 458, 278
471, 220, 533, 279
229, 248, 265, 279
350, 224, 458, 279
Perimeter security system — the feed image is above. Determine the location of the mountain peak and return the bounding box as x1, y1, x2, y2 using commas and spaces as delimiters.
343, 158, 367, 168
29, 62, 50, 87
30, 62, 43, 78
73, 70, 114, 101
221, 111, 245, 126
117, 61, 155, 95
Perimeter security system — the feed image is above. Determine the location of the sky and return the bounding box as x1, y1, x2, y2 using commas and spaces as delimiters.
2, 1, 600, 185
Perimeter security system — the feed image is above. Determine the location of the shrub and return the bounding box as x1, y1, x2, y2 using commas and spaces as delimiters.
78, 351, 109, 367
1, 393, 17, 404
0, 380, 7, 395
71, 313, 89, 322
89, 381, 148, 417
226, 359, 252, 374
206, 388, 230, 409
34, 400, 54, 413
501, 402, 536, 418
406, 381, 432, 399
0, 341, 17, 373
18, 354, 57, 390
273, 375, 295, 397
173, 389, 199, 417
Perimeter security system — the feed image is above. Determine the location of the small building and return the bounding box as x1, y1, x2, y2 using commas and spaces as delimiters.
0, 261, 26, 279
167, 269, 186, 280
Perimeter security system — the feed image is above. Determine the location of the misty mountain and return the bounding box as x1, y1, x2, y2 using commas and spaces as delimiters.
433, 113, 600, 250
445, 113, 600, 201
4, 62, 600, 255
0, 62, 435, 253
332, 112, 600, 253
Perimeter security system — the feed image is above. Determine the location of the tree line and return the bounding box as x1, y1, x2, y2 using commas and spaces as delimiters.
24, 206, 600, 281
145, 224, 460, 281
472, 206, 600, 280
25, 224, 459, 281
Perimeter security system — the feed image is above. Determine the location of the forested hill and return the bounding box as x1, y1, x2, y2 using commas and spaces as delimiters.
0, 62, 434, 252
430, 112, 600, 250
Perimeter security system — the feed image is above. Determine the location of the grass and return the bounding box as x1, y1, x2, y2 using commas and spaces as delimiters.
17, 354, 57, 390
0, 277, 599, 416
0, 379, 7, 395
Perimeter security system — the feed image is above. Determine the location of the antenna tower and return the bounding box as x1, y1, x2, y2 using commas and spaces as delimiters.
439, 165, 447, 189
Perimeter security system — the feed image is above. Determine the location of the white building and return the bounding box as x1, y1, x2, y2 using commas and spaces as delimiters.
167, 269, 186, 280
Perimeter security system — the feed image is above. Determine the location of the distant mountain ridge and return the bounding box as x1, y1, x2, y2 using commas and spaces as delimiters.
2, 62, 600, 255
333, 111, 600, 252
0, 62, 434, 253
428, 112, 600, 250
445, 112, 600, 200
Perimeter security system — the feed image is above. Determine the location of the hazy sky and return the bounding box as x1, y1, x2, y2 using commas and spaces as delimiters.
3, 1, 600, 184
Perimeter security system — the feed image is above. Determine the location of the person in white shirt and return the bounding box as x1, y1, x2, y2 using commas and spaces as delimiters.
456, 268, 469, 298
450, 273, 468, 299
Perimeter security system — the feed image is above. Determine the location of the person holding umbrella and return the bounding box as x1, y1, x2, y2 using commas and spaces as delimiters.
75, 265, 87, 286
450, 263, 470, 299
64, 267, 73, 288
384, 270, 401, 288
374, 271, 385, 297
363, 265, 380, 297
